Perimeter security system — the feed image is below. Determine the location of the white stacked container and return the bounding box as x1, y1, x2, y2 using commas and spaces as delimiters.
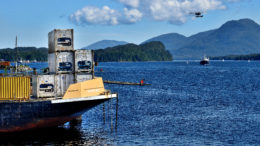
41, 29, 96, 98
48, 52, 74, 74
75, 73, 93, 83
55, 74, 75, 97
32, 75, 55, 98
74, 50, 93, 73
48, 29, 74, 53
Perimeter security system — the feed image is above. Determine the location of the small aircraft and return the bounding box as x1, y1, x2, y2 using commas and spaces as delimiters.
190, 12, 203, 18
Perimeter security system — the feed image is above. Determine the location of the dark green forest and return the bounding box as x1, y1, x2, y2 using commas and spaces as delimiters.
211, 54, 260, 60
94, 41, 173, 62
0, 42, 172, 62
0, 47, 48, 61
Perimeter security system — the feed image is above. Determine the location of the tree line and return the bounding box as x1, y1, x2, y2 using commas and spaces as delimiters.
0, 41, 173, 62
211, 54, 260, 60
0, 47, 48, 62
94, 41, 173, 62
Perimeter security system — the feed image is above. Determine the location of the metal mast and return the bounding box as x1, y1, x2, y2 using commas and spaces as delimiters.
15, 36, 18, 73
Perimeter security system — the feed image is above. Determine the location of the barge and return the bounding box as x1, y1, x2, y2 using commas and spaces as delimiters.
0, 29, 117, 132
0, 77, 116, 132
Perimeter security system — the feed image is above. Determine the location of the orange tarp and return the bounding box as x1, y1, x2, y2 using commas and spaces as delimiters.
63, 77, 105, 99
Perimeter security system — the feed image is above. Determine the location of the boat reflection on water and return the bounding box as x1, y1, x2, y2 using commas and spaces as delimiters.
0, 125, 111, 145
0, 126, 83, 145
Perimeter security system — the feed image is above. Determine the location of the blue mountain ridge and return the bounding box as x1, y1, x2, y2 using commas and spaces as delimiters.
143, 18, 260, 59
82, 40, 128, 50
82, 18, 260, 60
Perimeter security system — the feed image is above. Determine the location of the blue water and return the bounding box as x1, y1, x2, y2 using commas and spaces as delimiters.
1, 61, 260, 145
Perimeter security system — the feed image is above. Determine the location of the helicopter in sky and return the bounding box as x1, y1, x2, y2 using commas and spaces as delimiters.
190, 12, 203, 18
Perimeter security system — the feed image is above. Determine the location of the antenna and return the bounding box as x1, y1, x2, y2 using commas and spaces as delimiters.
15, 36, 18, 73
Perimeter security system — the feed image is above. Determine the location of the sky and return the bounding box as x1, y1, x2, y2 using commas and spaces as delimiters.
0, 0, 259, 49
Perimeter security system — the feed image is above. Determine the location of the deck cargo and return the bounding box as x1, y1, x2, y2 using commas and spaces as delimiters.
32, 75, 55, 98
74, 50, 93, 73
0, 76, 30, 100
75, 73, 93, 83
0, 61, 10, 68
63, 77, 106, 99
48, 29, 74, 53
48, 52, 74, 74
55, 74, 74, 97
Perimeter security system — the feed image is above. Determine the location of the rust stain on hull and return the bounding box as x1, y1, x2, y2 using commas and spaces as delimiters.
0, 116, 78, 133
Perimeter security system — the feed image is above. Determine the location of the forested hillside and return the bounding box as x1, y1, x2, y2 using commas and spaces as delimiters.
94, 41, 172, 62
0, 47, 48, 61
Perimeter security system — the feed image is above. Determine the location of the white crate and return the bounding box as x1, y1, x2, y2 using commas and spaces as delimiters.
32, 75, 55, 98
75, 73, 93, 83
55, 74, 75, 97
48, 29, 74, 53
48, 52, 74, 74
75, 50, 93, 73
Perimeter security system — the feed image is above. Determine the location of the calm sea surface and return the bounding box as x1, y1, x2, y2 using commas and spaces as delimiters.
0, 61, 260, 145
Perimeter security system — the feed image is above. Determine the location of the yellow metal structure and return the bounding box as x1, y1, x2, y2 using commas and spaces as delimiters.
0, 76, 31, 100
63, 77, 106, 99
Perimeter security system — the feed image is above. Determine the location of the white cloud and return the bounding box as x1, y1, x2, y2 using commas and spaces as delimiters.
70, 0, 241, 25
70, 6, 120, 25
70, 6, 142, 25
123, 8, 143, 23
126, 0, 226, 24
119, 0, 140, 8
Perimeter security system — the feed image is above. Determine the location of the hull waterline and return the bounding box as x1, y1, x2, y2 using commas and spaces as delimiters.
0, 94, 116, 132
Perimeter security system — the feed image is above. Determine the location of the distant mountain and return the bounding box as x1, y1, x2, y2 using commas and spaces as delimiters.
142, 33, 186, 51
144, 18, 260, 59
176, 19, 260, 59
94, 41, 172, 62
82, 40, 128, 50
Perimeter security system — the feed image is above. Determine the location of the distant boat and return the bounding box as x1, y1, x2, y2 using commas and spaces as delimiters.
200, 56, 209, 65
0, 60, 10, 68
222, 59, 225, 62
